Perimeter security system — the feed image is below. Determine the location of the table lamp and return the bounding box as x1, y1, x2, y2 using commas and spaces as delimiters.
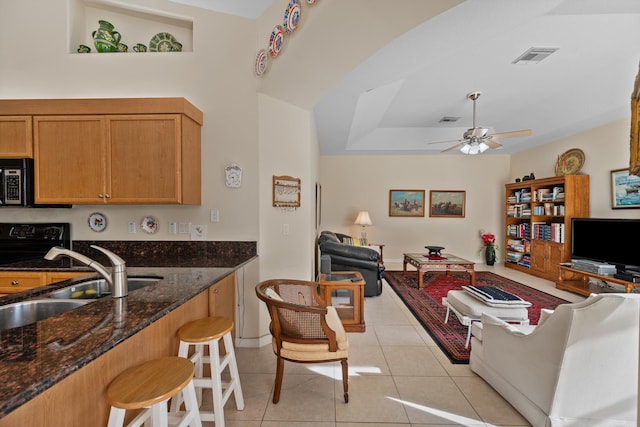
354, 211, 372, 239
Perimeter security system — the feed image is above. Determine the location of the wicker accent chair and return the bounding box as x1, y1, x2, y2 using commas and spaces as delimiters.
255, 279, 349, 404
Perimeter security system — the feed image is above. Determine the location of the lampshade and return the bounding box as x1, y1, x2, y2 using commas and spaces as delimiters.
354, 211, 372, 226
460, 141, 490, 155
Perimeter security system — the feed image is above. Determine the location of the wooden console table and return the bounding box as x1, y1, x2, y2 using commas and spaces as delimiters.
319, 271, 365, 332
556, 265, 640, 296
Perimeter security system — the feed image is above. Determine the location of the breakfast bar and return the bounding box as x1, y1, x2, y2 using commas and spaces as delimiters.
0, 240, 256, 426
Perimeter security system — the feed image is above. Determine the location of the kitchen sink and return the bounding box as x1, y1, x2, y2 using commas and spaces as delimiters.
47, 277, 162, 300
0, 299, 88, 330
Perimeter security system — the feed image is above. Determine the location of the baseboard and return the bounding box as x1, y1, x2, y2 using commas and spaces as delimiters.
235, 334, 271, 348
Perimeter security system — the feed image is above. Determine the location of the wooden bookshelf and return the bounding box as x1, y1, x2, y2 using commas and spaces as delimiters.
504, 175, 590, 281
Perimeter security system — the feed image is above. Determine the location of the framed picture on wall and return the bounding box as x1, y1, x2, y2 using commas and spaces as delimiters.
429, 190, 466, 218
389, 190, 425, 217
611, 168, 640, 209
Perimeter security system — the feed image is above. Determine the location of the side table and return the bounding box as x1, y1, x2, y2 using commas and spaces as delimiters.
319, 271, 365, 332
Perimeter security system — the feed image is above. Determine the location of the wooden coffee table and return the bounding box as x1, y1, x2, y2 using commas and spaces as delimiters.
403, 253, 476, 289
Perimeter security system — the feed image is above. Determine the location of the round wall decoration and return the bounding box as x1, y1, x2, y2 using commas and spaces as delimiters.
255, 49, 268, 76
269, 25, 285, 57
283, 0, 301, 34
305, 0, 318, 4
140, 216, 159, 234
88, 212, 107, 232
555, 148, 585, 176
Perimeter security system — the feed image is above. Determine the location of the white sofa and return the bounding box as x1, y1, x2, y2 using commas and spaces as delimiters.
470, 293, 639, 427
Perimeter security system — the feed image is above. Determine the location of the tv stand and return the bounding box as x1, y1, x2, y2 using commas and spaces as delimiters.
556, 265, 640, 296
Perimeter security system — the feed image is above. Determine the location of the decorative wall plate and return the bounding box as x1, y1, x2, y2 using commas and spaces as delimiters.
268, 25, 284, 57
555, 148, 585, 176
88, 212, 107, 233
283, 0, 301, 34
305, 0, 317, 4
225, 164, 242, 188
140, 216, 159, 234
149, 32, 181, 52
255, 49, 268, 76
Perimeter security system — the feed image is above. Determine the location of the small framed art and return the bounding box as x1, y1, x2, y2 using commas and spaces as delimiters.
611, 168, 640, 209
389, 190, 425, 217
429, 190, 466, 218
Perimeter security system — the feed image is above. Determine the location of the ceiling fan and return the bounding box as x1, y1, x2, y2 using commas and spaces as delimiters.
429, 91, 532, 154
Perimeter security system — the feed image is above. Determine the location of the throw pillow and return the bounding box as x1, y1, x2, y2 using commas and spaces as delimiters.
343, 237, 369, 246
265, 287, 284, 301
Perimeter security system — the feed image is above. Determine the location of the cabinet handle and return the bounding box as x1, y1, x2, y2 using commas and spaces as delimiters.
98, 194, 104, 198
213, 289, 219, 294
11, 280, 19, 286
105, 194, 111, 199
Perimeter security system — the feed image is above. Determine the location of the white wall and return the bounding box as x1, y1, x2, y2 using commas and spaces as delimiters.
258, 94, 317, 281
319, 154, 511, 264
319, 118, 637, 267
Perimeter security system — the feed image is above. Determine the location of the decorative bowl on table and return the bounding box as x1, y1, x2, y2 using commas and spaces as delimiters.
425, 246, 445, 256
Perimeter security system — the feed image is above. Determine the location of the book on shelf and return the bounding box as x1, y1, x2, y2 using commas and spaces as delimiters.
507, 238, 529, 253
531, 222, 564, 243
506, 223, 530, 239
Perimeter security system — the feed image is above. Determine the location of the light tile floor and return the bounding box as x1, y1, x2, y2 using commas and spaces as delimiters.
213, 263, 584, 427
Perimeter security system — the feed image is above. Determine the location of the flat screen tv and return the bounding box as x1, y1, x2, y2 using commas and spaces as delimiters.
571, 218, 640, 272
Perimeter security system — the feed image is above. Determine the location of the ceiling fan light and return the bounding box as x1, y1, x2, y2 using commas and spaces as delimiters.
479, 142, 489, 152
460, 144, 471, 154
468, 144, 480, 155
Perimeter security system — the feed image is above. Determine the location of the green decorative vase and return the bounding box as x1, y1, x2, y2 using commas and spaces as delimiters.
485, 245, 496, 266
92, 20, 121, 53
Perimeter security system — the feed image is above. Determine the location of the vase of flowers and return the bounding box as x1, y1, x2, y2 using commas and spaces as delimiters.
479, 230, 498, 265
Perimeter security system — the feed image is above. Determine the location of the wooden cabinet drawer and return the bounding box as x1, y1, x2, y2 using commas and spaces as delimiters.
0, 272, 46, 294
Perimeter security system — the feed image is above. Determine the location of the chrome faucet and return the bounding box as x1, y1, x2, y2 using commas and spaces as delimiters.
44, 245, 128, 298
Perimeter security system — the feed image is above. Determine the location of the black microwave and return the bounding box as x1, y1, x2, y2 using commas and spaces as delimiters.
0, 159, 71, 208
0, 158, 34, 206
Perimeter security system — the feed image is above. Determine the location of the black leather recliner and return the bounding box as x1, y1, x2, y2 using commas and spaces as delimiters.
318, 231, 385, 297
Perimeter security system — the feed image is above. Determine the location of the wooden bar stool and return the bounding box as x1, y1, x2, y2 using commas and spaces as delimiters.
170, 316, 244, 426
106, 356, 202, 427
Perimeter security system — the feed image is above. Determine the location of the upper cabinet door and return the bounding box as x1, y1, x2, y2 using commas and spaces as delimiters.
34, 116, 107, 204
107, 115, 182, 204
0, 116, 33, 158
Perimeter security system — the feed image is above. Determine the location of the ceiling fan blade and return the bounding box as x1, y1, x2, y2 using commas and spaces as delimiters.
427, 139, 463, 145
484, 138, 502, 149
442, 142, 464, 152
489, 129, 532, 139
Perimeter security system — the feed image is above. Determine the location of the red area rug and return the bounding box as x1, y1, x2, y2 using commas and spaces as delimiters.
385, 270, 569, 364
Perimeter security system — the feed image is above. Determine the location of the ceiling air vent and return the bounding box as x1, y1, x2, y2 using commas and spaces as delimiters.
512, 47, 559, 64
439, 116, 460, 123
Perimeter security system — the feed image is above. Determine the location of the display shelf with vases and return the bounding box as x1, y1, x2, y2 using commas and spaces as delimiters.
68, 0, 193, 54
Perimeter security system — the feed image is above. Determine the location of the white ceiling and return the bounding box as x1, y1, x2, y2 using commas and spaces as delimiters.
172, 0, 640, 156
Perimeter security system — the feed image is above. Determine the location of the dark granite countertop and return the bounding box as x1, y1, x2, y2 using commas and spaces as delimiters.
0, 240, 257, 418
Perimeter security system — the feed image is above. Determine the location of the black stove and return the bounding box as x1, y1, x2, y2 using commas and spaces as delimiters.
0, 223, 71, 265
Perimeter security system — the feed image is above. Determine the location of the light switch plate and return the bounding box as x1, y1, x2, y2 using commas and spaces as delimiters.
128, 222, 136, 234
210, 209, 219, 222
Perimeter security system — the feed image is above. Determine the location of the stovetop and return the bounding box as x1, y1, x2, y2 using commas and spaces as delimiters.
0, 223, 71, 265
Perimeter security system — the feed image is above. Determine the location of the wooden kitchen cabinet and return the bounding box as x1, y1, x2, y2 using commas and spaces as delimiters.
0, 271, 88, 296
0, 272, 46, 295
0, 97, 202, 205
209, 272, 236, 340
0, 116, 33, 158
0, 289, 210, 426
34, 114, 200, 204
